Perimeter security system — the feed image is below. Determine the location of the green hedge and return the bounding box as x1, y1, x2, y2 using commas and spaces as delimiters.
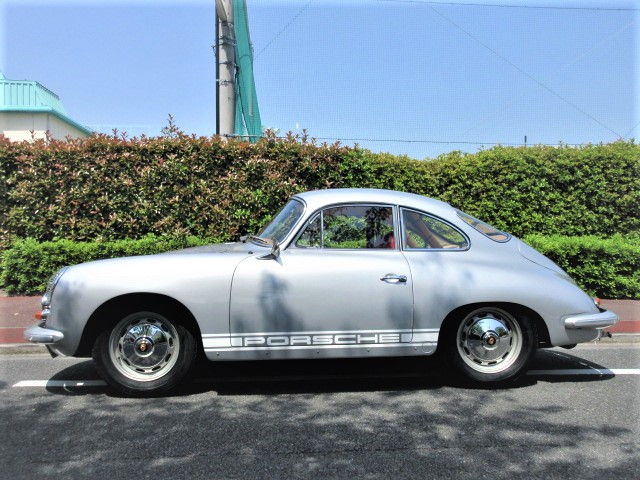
0, 133, 350, 248
2, 235, 638, 298
361, 143, 639, 238
1, 134, 638, 297
1, 135, 638, 250
522, 234, 639, 299
0, 235, 212, 295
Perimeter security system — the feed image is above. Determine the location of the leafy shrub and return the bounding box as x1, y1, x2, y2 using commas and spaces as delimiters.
363, 142, 640, 238
523, 234, 639, 299
0, 235, 213, 295
1, 136, 637, 250
0, 132, 350, 249
2, 235, 637, 298
1, 133, 638, 297
429, 144, 639, 238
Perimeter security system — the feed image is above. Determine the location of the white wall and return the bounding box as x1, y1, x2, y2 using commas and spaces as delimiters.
0, 112, 90, 141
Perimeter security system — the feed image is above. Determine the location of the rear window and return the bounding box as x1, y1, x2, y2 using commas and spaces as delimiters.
456, 210, 511, 243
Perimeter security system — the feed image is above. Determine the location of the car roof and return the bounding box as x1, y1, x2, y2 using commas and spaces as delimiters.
292, 188, 457, 219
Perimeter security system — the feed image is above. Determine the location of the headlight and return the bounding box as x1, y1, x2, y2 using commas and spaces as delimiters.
41, 266, 69, 308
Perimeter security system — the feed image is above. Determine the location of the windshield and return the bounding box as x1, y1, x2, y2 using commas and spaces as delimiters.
257, 199, 305, 244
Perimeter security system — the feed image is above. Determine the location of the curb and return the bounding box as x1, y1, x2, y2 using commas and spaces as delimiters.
0, 344, 50, 355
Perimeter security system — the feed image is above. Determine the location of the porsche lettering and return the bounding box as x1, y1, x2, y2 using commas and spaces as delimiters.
241, 333, 402, 347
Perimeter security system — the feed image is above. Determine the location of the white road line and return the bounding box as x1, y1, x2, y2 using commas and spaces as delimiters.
13, 380, 107, 388
527, 368, 640, 376
11, 368, 640, 388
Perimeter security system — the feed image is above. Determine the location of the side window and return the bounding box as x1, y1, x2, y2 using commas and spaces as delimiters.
402, 209, 468, 250
296, 205, 395, 249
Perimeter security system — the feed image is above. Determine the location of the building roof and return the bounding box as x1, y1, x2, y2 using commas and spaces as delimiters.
0, 71, 92, 135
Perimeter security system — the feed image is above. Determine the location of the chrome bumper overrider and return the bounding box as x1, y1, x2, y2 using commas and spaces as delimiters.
564, 310, 619, 330
24, 325, 64, 344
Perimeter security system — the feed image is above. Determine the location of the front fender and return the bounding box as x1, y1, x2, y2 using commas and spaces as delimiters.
44, 252, 245, 356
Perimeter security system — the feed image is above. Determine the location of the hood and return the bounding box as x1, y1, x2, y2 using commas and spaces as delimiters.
164, 241, 267, 255
59, 242, 259, 294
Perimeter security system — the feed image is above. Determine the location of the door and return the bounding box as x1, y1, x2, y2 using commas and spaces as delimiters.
229, 204, 414, 351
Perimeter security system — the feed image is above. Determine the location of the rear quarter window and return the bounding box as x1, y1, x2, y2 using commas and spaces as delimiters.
402, 209, 469, 250
456, 210, 511, 242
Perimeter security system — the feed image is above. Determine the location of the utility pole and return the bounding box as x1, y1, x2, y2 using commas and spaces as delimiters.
216, 0, 235, 137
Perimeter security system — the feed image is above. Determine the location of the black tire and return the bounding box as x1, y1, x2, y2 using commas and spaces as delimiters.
448, 306, 537, 384
93, 310, 197, 396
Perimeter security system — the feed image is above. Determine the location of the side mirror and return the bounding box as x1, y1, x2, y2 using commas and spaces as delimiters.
258, 240, 280, 260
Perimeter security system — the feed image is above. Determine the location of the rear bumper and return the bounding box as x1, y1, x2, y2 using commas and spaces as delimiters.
24, 325, 64, 344
564, 309, 619, 329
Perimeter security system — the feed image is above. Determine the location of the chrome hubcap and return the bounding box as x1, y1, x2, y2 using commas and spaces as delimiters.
109, 314, 180, 382
134, 337, 153, 355
457, 309, 522, 373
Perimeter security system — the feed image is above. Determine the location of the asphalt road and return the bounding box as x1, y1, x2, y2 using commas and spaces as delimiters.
1, 344, 639, 480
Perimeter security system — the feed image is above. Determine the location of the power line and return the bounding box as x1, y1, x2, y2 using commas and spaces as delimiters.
284, 136, 597, 147
375, 0, 639, 11
255, 0, 314, 59
431, 18, 636, 157
623, 120, 640, 140
423, 3, 623, 138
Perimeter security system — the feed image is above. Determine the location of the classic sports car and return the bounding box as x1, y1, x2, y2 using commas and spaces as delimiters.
26, 188, 618, 395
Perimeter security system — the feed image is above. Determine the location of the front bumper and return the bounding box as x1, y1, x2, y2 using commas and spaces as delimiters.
24, 325, 64, 344
564, 309, 619, 329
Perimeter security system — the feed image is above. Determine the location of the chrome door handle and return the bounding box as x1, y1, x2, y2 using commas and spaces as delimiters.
380, 273, 407, 283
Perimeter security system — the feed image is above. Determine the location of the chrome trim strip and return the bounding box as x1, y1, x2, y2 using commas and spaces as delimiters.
205, 337, 234, 348
202, 328, 438, 338
412, 332, 440, 342
202, 329, 439, 349
204, 342, 437, 352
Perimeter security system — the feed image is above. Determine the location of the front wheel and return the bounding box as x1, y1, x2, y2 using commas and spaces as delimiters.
449, 307, 537, 383
93, 310, 197, 396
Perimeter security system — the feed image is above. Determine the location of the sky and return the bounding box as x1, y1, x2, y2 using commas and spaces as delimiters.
1, 0, 637, 159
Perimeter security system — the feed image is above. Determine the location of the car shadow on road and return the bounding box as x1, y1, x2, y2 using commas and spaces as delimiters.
44, 348, 614, 397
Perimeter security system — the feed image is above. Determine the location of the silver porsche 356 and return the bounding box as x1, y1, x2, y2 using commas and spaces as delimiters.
26, 189, 618, 395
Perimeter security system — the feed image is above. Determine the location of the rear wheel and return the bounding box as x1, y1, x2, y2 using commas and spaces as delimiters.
450, 307, 536, 383
93, 310, 197, 396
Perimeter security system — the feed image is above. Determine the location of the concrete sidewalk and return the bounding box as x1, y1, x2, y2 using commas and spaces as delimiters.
603, 300, 640, 335
1, 294, 638, 349
0, 295, 42, 345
